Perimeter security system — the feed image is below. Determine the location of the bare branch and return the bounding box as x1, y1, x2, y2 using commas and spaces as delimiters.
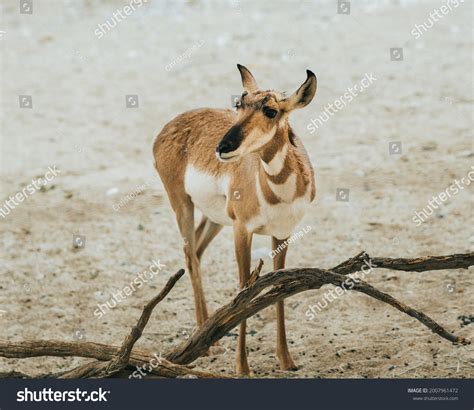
0, 339, 224, 379
1, 252, 471, 378
166, 253, 472, 364
61, 269, 186, 378
332, 251, 474, 275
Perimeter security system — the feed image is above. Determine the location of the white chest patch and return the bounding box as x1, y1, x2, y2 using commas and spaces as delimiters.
250, 174, 311, 240
267, 173, 297, 203
184, 166, 232, 226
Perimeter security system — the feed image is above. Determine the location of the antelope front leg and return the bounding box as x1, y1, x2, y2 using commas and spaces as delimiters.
233, 224, 253, 376
272, 237, 297, 371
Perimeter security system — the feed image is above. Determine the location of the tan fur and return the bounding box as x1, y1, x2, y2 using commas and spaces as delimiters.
153, 65, 317, 375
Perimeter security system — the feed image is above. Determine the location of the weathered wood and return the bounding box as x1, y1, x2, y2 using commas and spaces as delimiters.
1, 251, 471, 378
165, 252, 472, 364
0, 339, 223, 379
61, 269, 186, 378
332, 251, 474, 275
0, 269, 225, 379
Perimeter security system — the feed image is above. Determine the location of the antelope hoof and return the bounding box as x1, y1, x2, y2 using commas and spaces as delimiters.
278, 354, 298, 371
236, 360, 250, 376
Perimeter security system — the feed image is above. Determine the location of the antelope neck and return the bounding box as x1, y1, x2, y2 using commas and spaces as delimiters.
259, 129, 293, 184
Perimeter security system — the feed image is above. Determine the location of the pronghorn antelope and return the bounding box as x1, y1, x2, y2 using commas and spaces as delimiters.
153, 65, 317, 375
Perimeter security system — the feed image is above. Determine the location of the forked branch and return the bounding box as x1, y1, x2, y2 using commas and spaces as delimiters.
165, 252, 473, 364
0, 269, 225, 379
0, 251, 472, 378
60, 269, 186, 378
0, 339, 223, 379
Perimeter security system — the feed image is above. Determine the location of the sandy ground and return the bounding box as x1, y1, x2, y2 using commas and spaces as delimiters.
0, 0, 473, 378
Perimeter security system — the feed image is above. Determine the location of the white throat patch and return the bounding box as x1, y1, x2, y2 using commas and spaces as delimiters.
261, 143, 289, 176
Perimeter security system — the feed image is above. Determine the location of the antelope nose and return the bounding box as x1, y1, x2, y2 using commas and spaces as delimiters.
217, 140, 234, 154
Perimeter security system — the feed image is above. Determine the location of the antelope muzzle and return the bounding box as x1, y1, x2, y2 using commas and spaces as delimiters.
216, 125, 243, 161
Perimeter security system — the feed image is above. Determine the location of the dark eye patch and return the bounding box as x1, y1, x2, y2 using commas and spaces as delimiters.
263, 106, 277, 119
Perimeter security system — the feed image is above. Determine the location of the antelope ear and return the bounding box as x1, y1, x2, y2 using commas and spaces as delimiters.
281, 70, 317, 111
237, 64, 259, 93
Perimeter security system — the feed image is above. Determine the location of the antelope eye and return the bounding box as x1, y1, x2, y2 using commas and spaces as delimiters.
263, 107, 277, 118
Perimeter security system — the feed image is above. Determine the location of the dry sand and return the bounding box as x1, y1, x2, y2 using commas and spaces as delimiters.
0, 0, 473, 378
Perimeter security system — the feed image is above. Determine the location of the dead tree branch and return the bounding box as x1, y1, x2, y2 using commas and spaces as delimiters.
331, 251, 474, 275
0, 340, 222, 379
60, 269, 186, 378
0, 269, 225, 379
1, 251, 472, 378
166, 252, 473, 365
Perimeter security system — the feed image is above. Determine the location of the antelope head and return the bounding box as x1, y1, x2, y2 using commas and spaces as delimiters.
216, 64, 317, 162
